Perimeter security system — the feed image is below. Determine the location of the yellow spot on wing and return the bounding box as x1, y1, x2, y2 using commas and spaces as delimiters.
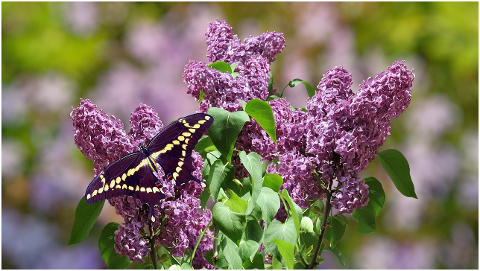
146, 187, 152, 193
86, 194, 91, 200
122, 184, 127, 189
135, 185, 139, 191
178, 136, 185, 141
99, 188, 103, 194
185, 138, 190, 144
173, 172, 179, 179
122, 173, 127, 181
178, 161, 184, 167
188, 129, 196, 133
116, 177, 121, 184
129, 186, 134, 191
205, 116, 211, 120
198, 120, 206, 124
93, 190, 98, 196
182, 144, 188, 150
173, 140, 180, 145
193, 124, 201, 129
115, 185, 121, 189
182, 132, 191, 137
176, 167, 182, 173
153, 187, 160, 193
104, 185, 109, 191
140, 187, 146, 192
110, 180, 115, 188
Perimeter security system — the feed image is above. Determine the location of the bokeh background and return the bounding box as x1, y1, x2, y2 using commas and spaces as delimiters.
2, 2, 478, 268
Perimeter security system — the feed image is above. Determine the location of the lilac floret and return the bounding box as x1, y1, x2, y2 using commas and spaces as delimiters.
71, 98, 135, 174
206, 19, 285, 65
331, 176, 370, 214
129, 103, 164, 146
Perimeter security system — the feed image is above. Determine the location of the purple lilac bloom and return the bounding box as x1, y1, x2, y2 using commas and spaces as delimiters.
190, 20, 414, 215
267, 150, 325, 210
183, 60, 246, 113
331, 176, 369, 214
234, 97, 307, 178
304, 61, 414, 213
206, 19, 285, 65
71, 99, 212, 267
185, 20, 283, 113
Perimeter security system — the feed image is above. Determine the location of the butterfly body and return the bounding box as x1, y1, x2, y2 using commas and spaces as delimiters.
85, 113, 213, 222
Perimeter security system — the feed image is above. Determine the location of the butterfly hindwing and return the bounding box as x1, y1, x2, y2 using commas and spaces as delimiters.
85, 152, 143, 203
147, 113, 213, 187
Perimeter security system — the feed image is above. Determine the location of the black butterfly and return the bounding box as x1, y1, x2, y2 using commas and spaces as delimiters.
85, 113, 213, 222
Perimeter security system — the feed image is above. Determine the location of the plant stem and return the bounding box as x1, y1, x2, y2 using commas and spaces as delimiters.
149, 223, 158, 269
191, 219, 212, 266
307, 179, 334, 269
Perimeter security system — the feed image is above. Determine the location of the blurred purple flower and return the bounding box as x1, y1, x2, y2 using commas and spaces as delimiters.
63, 2, 99, 35
71, 99, 212, 267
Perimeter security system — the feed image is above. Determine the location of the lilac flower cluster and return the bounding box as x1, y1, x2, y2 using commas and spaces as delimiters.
205, 19, 285, 65
184, 20, 414, 215
183, 20, 284, 113
71, 99, 213, 267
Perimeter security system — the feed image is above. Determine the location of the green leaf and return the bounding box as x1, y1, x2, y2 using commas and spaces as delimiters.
239, 240, 260, 262
239, 151, 263, 214
352, 204, 376, 234
223, 238, 243, 269
224, 190, 248, 213
378, 149, 417, 199
243, 217, 264, 243
180, 263, 193, 269
68, 197, 104, 245
288, 78, 316, 98
207, 61, 232, 74
212, 202, 247, 244
281, 190, 302, 237
323, 246, 345, 266
324, 215, 347, 247
257, 187, 281, 227
245, 99, 277, 143
198, 90, 205, 103
230, 62, 237, 72
364, 177, 385, 216
271, 254, 283, 269
242, 253, 264, 269
262, 173, 283, 192
267, 72, 273, 94
194, 135, 217, 155
264, 218, 297, 261
98, 222, 132, 269
207, 107, 250, 162
273, 238, 294, 269
298, 232, 318, 257
300, 217, 314, 233
207, 159, 234, 201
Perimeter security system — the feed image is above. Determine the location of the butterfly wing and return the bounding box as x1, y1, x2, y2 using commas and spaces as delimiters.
147, 113, 213, 187
85, 152, 143, 203
85, 152, 166, 222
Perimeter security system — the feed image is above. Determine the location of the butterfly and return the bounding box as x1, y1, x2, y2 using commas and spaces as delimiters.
85, 113, 213, 222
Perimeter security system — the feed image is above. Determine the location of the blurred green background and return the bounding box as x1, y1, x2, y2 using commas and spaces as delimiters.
2, 2, 478, 268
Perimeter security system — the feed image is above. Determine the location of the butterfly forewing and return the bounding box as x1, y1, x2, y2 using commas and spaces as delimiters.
147, 113, 213, 186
